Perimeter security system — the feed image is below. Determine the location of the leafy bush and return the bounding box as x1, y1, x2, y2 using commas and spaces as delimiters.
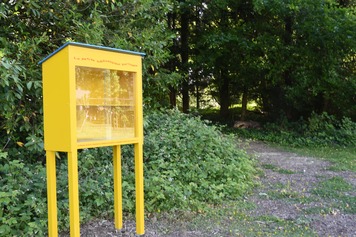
304, 112, 356, 146
141, 110, 256, 212
0, 110, 256, 236
0, 151, 47, 236
233, 112, 356, 147
1, 42, 46, 164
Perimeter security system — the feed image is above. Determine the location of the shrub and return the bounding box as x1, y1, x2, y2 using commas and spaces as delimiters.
306, 113, 356, 147
0, 152, 47, 236
0, 110, 256, 235
233, 112, 356, 147
141, 110, 256, 212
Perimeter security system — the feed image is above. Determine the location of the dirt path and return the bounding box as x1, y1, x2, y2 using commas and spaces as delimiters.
244, 141, 356, 237
61, 141, 356, 237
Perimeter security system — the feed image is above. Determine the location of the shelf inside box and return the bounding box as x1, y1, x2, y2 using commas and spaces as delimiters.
75, 66, 136, 141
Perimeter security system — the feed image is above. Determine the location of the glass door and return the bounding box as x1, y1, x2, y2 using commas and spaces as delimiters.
75, 66, 136, 142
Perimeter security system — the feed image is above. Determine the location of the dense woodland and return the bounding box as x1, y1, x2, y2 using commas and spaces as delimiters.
1, 0, 356, 154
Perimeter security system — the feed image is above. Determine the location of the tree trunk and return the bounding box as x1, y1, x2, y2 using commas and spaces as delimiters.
219, 70, 230, 118
283, 16, 294, 119
169, 86, 177, 108
241, 88, 248, 121
196, 83, 200, 110
167, 11, 178, 109
269, 85, 284, 120
182, 80, 189, 113
180, 7, 190, 113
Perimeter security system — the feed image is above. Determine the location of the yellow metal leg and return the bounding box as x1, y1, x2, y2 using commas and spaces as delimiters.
68, 151, 80, 237
113, 145, 123, 230
134, 143, 145, 235
46, 151, 58, 237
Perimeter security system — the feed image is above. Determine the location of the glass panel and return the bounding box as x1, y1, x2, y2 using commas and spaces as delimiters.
76, 66, 135, 142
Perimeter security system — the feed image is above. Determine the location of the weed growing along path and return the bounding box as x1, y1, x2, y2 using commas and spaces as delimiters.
60, 141, 356, 237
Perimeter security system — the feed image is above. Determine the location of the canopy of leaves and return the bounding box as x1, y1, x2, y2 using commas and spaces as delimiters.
1, 1, 355, 157
188, 0, 356, 119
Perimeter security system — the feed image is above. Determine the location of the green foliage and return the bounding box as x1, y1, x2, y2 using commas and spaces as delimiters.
305, 113, 356, 146
141, 110, 256, 212
1, 0, 355, 164
0, 111, 256, 235
0, 46, 45, 162
312, 177, 353, 198
0, 0, 178, 163
291, 146, 356, 172
191, 0, 356, 119
261, 164, 295, 174
150, 200, 317, 237
234, 112, 356, 148
311, 177, 356, 214
0, 153, 47, 236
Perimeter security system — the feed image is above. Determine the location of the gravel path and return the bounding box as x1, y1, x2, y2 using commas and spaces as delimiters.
60, 141, 356, 237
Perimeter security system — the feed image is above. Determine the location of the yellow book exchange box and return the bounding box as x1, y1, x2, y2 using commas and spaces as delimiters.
40, 42, 145, 237
41, 42, 145, 150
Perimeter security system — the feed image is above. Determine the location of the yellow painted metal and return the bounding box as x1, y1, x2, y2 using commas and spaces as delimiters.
42, 43, 144, 151
77, 138, 139, 149
46, 151, 58, 237
41, 42, 145, 236
134, 143, 145, 235
135, 62, 144, 145
113, 145, 123, 229
42, 47, 74, 152
68, 151, 80, 237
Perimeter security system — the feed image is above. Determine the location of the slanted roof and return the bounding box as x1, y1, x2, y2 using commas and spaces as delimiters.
39, 42, 145, 65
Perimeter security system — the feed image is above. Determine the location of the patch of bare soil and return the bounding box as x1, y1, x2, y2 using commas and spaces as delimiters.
60, 141, 356, 237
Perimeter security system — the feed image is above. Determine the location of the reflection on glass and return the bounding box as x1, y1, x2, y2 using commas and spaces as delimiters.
76, 66, 135, 142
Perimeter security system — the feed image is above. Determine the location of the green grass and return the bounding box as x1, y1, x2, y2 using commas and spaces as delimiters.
149, 200, 317, 237
261, 164, 296, 174
310, 177, 356, 214
260, 181, 310, 203
303, 197, 356, 215
266, 188, 303, 200
303, 206, 335, 215
313, 177, 353, 197
286, 146, 356, 172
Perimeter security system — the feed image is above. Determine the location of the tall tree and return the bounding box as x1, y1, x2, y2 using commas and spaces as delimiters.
180, 0, 191, 113
249, 0, 356, 120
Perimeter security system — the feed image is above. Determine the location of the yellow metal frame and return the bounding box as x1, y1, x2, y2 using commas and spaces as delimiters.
40, 42, 145, 237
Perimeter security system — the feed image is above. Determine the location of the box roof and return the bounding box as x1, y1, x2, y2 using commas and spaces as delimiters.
39, 42, 145, 65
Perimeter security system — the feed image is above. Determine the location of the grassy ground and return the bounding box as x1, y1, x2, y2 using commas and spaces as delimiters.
284, 146, 356, 172
147, 200, 317, 237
